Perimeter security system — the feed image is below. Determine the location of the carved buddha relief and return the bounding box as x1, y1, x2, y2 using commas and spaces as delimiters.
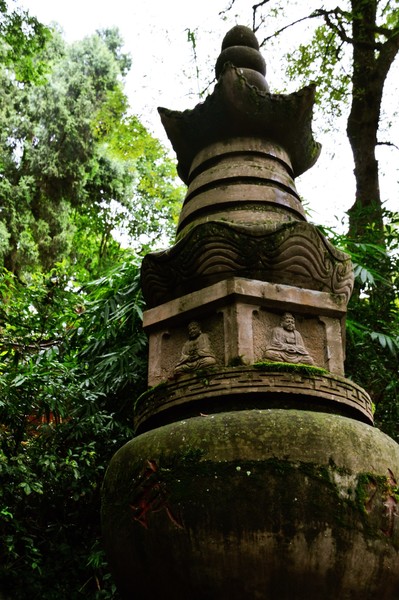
264, 312, 314, 365
174, 321, 216, 374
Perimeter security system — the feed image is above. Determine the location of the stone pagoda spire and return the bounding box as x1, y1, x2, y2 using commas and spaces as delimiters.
139, 25, 364, 425
102, 26, 399, 600
159, 25, 319, 233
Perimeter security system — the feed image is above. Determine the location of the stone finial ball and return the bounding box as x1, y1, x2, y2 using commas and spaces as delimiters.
216, 24, 266, 81
221, 25, 260, 51
215, 45, 266, 80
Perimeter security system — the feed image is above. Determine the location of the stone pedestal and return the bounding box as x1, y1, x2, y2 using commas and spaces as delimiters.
102, 410, 399, 600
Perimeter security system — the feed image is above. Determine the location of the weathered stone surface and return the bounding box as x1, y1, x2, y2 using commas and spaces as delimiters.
143, 279, 347, 386
263, 312, 315, 364
102, 410, 399, 600
173, 321, 216, 375
216, 25, 270, 92
158, 64, 321, 184
141, 221, 354, 309
135, 367, 374, 432
186, 156, 297, 196
185, 142, 297, 197
221, 25, 260, 51
103, 24, 398, 600
176, 137, 305, 234
189, 137, 292, 175
215, 45, 267, 79
178, 186, 303, 235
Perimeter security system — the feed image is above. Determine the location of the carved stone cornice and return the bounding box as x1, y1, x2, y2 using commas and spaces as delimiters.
159, 64, 321, 184
141, 220, 354, 308
134, 367, 373, 433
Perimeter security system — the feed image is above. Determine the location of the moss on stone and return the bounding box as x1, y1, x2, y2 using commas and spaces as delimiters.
104, 409, 399, 597
253, 360, 328, 377
134, 381, 169, 410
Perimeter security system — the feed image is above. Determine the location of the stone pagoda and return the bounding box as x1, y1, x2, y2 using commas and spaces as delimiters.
102, 26, 399, 599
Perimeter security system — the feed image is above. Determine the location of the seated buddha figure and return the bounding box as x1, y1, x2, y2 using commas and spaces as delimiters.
264, 312, 314, 365
174, 321, 216, 374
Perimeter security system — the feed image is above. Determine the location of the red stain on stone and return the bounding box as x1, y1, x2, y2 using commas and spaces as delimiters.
363, 479, 378, 514
129, 460, 184, 530
381, 469, 398, 538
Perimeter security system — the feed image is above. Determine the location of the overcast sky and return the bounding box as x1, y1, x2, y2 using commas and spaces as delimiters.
23, 0, 236, 138
20, 0, 398, 227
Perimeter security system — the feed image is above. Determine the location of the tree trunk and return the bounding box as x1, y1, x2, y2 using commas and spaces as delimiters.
346, 0, 384, 243
346, 0, 399, 244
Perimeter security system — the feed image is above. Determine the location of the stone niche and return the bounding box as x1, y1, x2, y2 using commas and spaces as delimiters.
144, 276, 347, 387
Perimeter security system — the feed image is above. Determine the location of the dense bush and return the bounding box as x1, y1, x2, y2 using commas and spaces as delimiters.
0, 261, 147, 598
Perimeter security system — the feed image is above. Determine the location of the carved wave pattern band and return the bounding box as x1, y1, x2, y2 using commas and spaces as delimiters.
141, 221, 354, 307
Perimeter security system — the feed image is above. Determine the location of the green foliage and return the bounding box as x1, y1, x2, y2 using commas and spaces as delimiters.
97, 27, 132, 77
0, 15, 183, 593
258, 1, 398, 121
0, 259, 147, 599
320, 210, 399, 440
0, 2, 51, 82
77, 260, 147, 395
285, 23, 351, 125
98, 114, 184, 251
237, 0, 398, 243
0, 24, 183, 278
253, 361, 328, 377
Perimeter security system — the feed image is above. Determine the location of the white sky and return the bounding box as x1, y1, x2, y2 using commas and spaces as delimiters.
19, 0, 399, 228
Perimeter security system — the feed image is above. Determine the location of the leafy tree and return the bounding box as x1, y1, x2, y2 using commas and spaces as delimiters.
318, 210, 399, 439
0, 258, 147, 599
0, 27, 130, 276
0, 25, 183, 279
245, 0, 399, 243
0, 10, 182, 597
92, 112, 184, 257
0, 0, 51, 82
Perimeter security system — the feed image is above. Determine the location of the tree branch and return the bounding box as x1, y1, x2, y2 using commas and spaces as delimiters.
257, 6, 387, 50
218, 0, 237, 18
252, 0, 270, 9
375, 27, 399, 85
252, 1, 272, 32
377, 140, 399, 151
259, 12, 322, 46
322, 9, 353, 45
0, 338, 62, 352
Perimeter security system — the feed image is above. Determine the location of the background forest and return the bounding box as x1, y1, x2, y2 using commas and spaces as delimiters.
0, 1, 398, 598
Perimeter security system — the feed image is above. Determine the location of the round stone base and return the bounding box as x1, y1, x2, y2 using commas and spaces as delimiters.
102, 409, 399, 599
